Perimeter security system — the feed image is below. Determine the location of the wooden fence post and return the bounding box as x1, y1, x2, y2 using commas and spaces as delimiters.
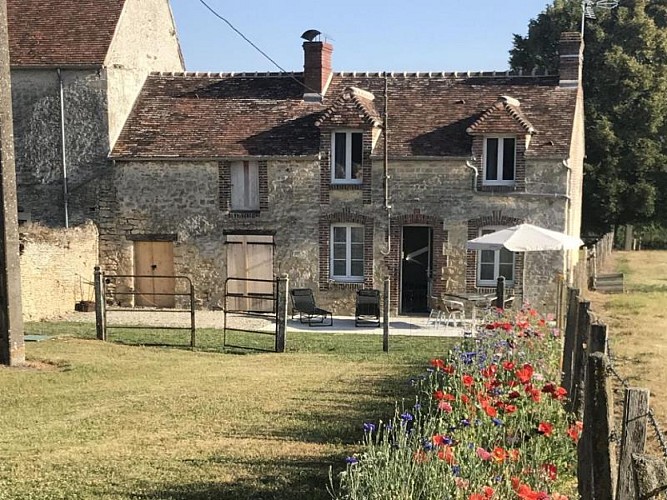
585, 352, 617, 499
617, 388, 650, 500
590, 323, 608, 355
94, 266, 106, 341
562, 288, 580, 406
572, 300, 592, 419
383, 277, 390, 353
275, 275, 288, 353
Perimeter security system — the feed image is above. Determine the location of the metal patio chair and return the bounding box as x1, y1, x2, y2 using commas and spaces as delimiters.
355, 289, 381, 327
289, 288, 333, 327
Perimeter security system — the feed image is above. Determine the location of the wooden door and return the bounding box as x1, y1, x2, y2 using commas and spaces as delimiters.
134, 241, 175, 308
226, 235, 274, 312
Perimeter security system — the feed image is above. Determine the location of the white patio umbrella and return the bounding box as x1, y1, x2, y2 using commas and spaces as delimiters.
466, 223, 584, 306
466, 223, 583, 252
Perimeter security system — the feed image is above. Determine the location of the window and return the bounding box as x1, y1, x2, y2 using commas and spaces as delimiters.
332, 131, 363, 183
331, 224, 364, 281
484, 137, 516, 185
230, 160, 259, 211
477, 227, 514, 286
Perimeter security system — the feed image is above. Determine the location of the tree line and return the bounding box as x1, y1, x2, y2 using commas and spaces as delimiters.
510, 0, 667, 243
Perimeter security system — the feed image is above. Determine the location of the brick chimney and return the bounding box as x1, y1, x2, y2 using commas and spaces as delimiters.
303, 41, 333, 101
559, 32, 584, 88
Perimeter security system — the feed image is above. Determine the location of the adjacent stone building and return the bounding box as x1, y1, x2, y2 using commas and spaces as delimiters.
7, 0, 184, 227
106, 31, 585, 315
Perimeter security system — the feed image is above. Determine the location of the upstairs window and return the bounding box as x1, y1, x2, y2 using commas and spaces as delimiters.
484, 137, 516, 185
477, 227, 515, 286
230, 160, 259, 211
332, 131, 363, 184
331, 223, 364, 282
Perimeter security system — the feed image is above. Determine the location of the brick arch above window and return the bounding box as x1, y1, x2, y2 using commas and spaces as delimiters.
466, 212, 524, 294
319, 211, 374, 290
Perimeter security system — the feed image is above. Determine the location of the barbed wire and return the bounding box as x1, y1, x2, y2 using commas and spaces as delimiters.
606, 342, 667, 457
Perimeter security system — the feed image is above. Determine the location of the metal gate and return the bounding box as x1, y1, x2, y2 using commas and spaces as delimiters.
223, 276, 286, 352
94, 267, 196, 348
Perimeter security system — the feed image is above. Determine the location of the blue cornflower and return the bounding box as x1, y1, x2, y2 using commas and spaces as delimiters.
422, 439, 433, 451
345, 456, 359, 465
461, 352, 476, 364
384, 422, 393, 431
400, 411, 414, 422
413, 403, 422, 411
492, 418, 503, 426
460, 418, 470, 427
451, 465, 461, 477
363, 422, 376, 433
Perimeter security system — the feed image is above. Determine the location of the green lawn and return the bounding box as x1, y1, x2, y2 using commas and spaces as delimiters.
0, 323, 457, 500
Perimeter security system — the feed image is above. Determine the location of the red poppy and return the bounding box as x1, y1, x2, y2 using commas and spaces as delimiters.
503, 404, 517, 414
462, 374, 474, 387
502, 361, 515, 371
483, 405, 498, 418
437, 445, 455, 464
430, 359, 445, 370
469, 495, 485, 500
482, 486, 494, 498
443, 364, 456, 374
515, 364, 534, 383
567, 421, 583, 442
552, 386, 568, 400
541, 382, 556, 394
537, 421, 553, 437
492, 447, 506, 463
460, 394, 470, 404
508, 390, 521, 399
508, 448, 521, 461
432, 434, 447, 446
481, 364, 497, 379
438, 401, 453, 413
542, 463, 558, 481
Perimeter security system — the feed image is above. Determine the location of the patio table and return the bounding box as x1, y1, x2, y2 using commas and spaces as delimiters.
443, 293, 496, 328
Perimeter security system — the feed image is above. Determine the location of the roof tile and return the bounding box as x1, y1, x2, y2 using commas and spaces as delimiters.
111, 72, 577, 159
7, 0, 126, 66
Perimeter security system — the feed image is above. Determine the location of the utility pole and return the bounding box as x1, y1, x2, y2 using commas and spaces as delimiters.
0, 0, 25, 366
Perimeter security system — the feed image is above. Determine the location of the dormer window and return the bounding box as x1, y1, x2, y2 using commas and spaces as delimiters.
332, 131, 363, 184
484, 136, 516, 185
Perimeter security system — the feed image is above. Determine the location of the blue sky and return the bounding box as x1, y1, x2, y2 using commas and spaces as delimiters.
170, 0, 555, 73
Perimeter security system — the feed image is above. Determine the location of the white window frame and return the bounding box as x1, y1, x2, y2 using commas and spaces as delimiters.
330, 223, 364, 282
230, 160, 260, 211
476, 226, 515, 287
331, 130, 363, 184
483, 136, 516, 186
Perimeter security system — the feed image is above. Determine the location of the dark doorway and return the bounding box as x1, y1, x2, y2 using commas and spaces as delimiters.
400, 226, 432, 314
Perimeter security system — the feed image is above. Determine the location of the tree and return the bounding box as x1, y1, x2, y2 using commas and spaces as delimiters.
510, 0, 667, 235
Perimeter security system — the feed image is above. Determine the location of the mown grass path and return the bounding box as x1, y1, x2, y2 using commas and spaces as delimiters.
0, 325, 455, 499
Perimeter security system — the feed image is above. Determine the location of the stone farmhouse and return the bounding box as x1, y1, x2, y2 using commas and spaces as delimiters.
106, 31, 585, 315
7, 0, 184, 227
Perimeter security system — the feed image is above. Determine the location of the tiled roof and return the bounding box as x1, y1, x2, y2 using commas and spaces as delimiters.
467, 97, 536, 135
111, 71, 578, 159
7, 0, 126, 66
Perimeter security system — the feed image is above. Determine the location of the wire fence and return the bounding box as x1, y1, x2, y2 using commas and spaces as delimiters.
606, 343, 667, 457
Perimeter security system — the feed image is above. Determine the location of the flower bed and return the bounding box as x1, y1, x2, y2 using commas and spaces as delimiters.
331, 307, 581, 500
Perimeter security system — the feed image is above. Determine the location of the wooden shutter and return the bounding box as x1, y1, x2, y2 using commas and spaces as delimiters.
230, 161, 259, 210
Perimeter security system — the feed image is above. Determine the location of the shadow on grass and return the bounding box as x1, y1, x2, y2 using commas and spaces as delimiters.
131, 457, 338, 500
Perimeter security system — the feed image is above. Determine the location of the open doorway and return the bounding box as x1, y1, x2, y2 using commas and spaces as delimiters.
400, 226, 432, 314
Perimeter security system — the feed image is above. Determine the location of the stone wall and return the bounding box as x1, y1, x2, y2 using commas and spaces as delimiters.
101, 152, 574, 315
11, 69, 110, 226
19, 222, 99, 321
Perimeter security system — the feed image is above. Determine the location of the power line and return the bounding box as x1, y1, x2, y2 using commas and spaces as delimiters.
196, 0, 320, 95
